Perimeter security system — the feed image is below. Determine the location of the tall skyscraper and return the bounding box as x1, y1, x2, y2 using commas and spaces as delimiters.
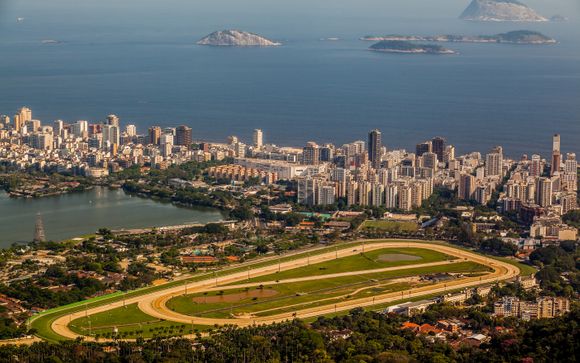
368, 129, 382, 169
253, 129, 263, 149
551, 134, 562, 176
175, 125, 192, 146
148, 126, 161, 145
102, 124, 120, 149
431, 137, 446, 162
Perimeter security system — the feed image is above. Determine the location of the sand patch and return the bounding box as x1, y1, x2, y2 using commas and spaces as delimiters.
376, 254, 422, 262
192, 289, 278, 304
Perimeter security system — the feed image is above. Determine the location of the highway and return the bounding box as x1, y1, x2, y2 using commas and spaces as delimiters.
51, 240, 520, 340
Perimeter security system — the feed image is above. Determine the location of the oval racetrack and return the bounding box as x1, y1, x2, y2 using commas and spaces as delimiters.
51, 240, 520, 340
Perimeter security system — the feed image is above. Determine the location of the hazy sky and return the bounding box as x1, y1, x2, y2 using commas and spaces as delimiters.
0, 0, 578, 44
1, 0, 578, 29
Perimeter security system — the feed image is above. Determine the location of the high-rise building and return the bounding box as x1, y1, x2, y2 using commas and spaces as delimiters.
73, 120, 88, 138
530, 154, 542, 177
368, 129, 382, 169
175, 125, 192, 146
535, 177, 553, 207
422, 152, 438, 171
0, 115, 9, 127
444, 145, 455, 164
102, 125, 120, 151
485, 152, 502, 177
385, 184, 398, 209
320, 145, 334, 162
416, 141, 432, 157
148, 126, 161, 145
551, 134, 562, 176
297, 177, 318, 206
234, 142, 246, 158
459, 173, 476, 200
18, 107, 32, 123
253, 129, 263, 149
431, 137, 446, 162
317, 185, 336, 206
564, 153, 577, 174
53, 120, 64, 137
106, 114, 120, 127
125, 124, 137, 137
303, 142, 320, 165
160, 133, 174, 146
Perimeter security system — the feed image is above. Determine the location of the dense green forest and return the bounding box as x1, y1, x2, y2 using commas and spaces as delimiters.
1, 306, 577, 362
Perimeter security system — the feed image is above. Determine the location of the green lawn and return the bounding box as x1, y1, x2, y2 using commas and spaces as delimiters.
361, 220, 419, 233
234, 248, 454, 284
69, 303, 211, 340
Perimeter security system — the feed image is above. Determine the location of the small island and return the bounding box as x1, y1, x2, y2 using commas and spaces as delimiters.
369, 41, 456, 55
460, 0, 548, 22
362, 31, 556, 45
197, 30, 281, 47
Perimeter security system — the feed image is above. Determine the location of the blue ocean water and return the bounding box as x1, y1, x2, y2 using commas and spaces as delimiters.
0, 1, 579, 158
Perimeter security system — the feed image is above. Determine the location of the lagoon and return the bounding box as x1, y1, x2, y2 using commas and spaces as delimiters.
0, 187, 226, 247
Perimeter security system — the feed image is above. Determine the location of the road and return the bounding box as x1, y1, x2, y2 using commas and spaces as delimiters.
50, 240, 520, 340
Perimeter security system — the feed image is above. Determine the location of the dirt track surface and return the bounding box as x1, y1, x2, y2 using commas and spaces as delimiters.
51, 241, 520, 340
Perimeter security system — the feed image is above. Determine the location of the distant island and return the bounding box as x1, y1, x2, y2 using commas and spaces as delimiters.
460, 0, 548, 22
362, 31, 556, 45
197, 30, 281, 47
369, 41, 456, 55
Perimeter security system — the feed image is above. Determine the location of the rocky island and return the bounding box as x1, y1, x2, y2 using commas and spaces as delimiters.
362, 30, 556, 45
460, 0, 547, 22
369, 41, 456, 55
197, 30, 281, 47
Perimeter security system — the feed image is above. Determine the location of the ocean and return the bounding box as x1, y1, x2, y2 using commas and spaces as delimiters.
0, 1, 579, 158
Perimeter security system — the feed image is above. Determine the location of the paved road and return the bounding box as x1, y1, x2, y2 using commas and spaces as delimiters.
51, 241, 520, 340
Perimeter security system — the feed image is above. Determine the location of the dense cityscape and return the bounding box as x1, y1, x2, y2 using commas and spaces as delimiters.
1, 106, 578, 242
0, 0, 579, 361
0, 105, 577, 362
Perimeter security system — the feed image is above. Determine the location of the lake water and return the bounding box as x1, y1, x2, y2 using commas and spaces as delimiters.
0, 188, 226, 247
0, 2, 579, 158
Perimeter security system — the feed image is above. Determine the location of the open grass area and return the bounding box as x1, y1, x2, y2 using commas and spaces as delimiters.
69, 304, 211, 340
360, 220, 419, 233
234, 248, 454, 284
167, 261, 489, 319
